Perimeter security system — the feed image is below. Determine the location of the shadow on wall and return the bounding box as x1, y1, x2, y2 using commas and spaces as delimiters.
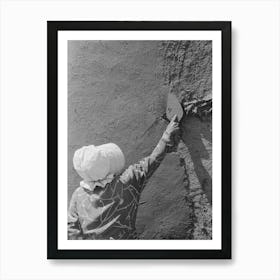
135, 115, 212, 239
180, 116, 212, 204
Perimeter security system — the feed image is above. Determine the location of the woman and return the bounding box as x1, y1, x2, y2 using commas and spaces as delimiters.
68, 115, 180, 240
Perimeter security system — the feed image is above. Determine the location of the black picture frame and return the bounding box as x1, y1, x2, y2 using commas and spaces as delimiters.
47, 21, 231, 259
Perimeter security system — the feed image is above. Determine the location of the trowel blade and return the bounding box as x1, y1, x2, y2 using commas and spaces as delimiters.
166, 92, 183, 122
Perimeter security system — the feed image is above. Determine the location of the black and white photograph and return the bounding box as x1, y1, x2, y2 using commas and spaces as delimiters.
48, 21, 231, 259
67, 40, 213, 241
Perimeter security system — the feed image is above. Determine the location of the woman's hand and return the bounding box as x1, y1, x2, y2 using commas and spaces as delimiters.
162, 114, 180, 146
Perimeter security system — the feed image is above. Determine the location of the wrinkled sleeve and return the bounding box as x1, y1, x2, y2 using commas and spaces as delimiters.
120, 137, 170, 192
68, 189, 82, 240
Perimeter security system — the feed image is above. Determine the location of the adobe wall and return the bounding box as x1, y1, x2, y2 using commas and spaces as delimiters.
68, 40, 212, 239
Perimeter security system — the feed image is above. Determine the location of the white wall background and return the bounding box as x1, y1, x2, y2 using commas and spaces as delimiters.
0, 0, 279, 279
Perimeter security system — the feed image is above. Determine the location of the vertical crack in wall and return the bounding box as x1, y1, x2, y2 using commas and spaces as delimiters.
177, 141, 193, 239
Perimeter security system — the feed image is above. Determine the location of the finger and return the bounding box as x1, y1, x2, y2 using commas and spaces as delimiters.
171, 123, 179, 130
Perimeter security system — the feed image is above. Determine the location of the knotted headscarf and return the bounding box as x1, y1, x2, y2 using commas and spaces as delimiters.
73, 143, 125, 190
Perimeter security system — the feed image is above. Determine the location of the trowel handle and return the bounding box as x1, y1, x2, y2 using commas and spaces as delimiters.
162, 112, 183, 125
170, 114, 179, 123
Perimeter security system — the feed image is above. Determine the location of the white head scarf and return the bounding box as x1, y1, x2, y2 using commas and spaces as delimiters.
73, 143, 125, 191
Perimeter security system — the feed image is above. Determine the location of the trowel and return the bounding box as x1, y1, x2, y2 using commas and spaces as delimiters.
140, 90, 184, 139
165, 91, 184, 122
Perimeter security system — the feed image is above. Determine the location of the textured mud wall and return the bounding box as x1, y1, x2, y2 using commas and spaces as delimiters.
68, 40, 212, 239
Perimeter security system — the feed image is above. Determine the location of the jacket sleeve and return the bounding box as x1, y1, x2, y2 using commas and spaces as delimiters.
120, 135, 173, 192
67, 189, 82, 240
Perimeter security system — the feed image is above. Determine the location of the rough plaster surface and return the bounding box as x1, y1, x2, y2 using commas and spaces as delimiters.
68, 40, 212, 239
